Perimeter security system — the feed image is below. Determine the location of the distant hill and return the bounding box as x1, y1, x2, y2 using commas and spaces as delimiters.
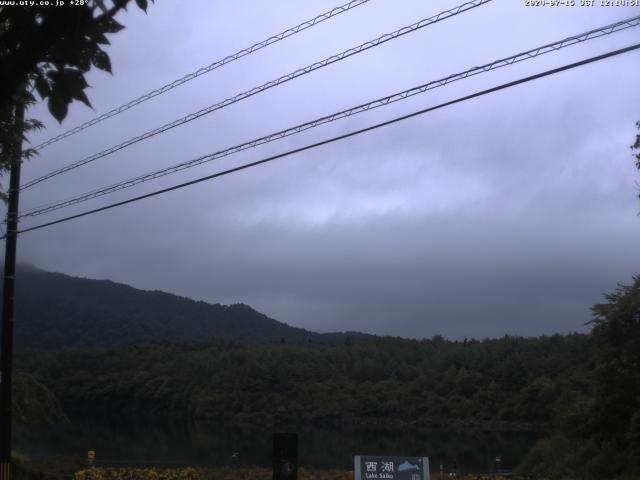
10, 265, 372, 349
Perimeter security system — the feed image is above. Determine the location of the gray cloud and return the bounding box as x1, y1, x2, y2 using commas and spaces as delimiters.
10, 0, 640, 339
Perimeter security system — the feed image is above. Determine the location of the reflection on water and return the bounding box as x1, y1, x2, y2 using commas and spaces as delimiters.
14, 421, 541, 473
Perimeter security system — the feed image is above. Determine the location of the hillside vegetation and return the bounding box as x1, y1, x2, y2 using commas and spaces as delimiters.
8, 267, 640, 478
11, 265, 369, 349
18, 334, 591, 430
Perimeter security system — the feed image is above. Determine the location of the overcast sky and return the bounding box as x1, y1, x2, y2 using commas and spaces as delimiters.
8, 0, 640, 339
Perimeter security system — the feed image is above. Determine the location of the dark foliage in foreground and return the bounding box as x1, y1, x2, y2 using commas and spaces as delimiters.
518, 276, 640, 479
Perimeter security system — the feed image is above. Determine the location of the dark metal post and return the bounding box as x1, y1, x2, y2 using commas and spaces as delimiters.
273, 433, 298, 480
0, 102, 24, 480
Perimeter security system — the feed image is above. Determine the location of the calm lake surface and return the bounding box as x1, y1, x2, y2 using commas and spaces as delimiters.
15, 421, 541, 473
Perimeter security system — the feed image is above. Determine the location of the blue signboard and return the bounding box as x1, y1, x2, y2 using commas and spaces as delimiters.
354, 456, 430, 480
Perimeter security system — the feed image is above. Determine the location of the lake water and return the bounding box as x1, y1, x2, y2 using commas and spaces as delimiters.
15, 421, 541, 474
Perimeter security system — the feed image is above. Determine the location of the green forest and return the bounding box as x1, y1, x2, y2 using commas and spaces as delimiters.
10, 275, 640, 479
17, 334, 591, 430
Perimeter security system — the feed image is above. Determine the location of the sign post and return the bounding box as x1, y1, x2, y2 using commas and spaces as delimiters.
355, 456, 430, 480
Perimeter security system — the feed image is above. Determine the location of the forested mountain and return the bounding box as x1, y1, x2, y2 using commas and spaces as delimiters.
10, 265, 370, 349
4, 264, 595, 433
7, 265, 640, 478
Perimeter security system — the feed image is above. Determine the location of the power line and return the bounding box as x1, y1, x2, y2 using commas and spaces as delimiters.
13, 42, 640, 237
19, 14, 640, 219
20, 0, 493, 190
32, 0, 374, 151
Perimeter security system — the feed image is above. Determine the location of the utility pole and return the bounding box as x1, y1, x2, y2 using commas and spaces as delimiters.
0, 102, 24, 480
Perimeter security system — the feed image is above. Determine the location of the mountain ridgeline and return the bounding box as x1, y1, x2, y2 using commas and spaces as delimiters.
9, 265, 594, 432
10, 265, 370, 349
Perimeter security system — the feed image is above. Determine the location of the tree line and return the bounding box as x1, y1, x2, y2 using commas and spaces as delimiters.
17, 333, 591, 431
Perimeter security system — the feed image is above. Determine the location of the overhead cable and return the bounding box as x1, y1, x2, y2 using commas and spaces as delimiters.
20, 0, 494, 190
12, 42, 640, 237
19, 14, 640, 219
32, 0, 374, 151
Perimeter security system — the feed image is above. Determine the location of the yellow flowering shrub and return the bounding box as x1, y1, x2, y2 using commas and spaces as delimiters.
73, 469, 527, 480
74, 467, 201, 480
74, 468, 353, 480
